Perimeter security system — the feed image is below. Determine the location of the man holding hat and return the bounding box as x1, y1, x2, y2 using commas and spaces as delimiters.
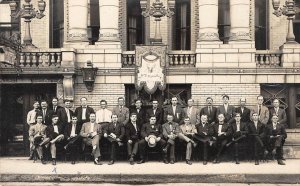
217, 94, 235, 123
162, 114, 181, 164
178, 117, 197, 165
138, 115, 166, 164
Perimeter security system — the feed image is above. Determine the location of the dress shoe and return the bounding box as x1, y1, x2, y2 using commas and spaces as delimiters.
108, 160, 114, 165
28, 156, 33, 160
255, 160, 259, 165
94, 158, 102, 165
277, 159, 285, 165
170, 160, 175, 164
52, 159, 56, 165
235, 159, 240, 164
162, 147, 168, 153
64, 145, 68, 150
137, 159, 145, 164
263, 150, 269, 159
213, 158, 220, 164
41, 159, 47, 165
186, 160, 192, 165
71, 161, 75, 165
129, 157, 134, 165
203, 161, 207, 165
163, 159, 169, 164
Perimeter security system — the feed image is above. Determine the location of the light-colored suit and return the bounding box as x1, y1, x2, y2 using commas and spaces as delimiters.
162, 121, 180, 160
80, 122, 102, 158
178, 124, 197, 160
250, 105, 269, 125
183, 106, 200, 125
29, 123, 47, 159
112, 106, 129, 125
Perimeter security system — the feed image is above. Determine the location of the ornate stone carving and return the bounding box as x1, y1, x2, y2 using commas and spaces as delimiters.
99, 32, 119, 41
63, 75, 74, 100
198, 32, 220, 41
68, 33, 88, 41
230, 32, 251, 41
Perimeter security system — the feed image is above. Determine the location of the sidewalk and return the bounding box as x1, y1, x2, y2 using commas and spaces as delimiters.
0, 157, 300, 184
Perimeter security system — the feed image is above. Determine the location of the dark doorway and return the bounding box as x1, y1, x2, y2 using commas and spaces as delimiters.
0, 84, 56, 156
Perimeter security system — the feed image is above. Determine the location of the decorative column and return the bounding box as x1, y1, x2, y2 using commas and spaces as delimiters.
98, 0, 120, 42
198, 0, 219, 41
229, 0, 251, 41
67, 0, 89, 42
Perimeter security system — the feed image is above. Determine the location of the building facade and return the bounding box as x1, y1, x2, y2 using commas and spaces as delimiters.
0, 0, 300, 156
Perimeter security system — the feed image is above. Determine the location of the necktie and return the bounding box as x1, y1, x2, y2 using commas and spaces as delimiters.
258, 105, 261, 115
53, 106, 56, 112
43, 109, 46, 121
208, 107, 211, 115
102, 109, 105, 122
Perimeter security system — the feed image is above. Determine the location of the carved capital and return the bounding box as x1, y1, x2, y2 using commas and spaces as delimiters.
198, 32, 220, 41
230, 32, 251, 41
68, 32, 88, 41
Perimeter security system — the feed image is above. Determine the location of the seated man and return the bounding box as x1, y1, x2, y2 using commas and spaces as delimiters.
29, 114, 47, 164
162, 114, 180, 164
64, 116, 82, 164
42, 115, 65, 165
178, 117, 197, 165
138, 115, 167, 164
265, 114, 287, 165
210, 113, 232, 163
125, 113, 141, 165
248, 112, 267, 165
227, 112, 248, 164
194, 114, 213, 165
103, 114, 125, 165
80, 113, 102, 165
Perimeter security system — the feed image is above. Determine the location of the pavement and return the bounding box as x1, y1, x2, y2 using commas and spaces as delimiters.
0, 157, 300, 184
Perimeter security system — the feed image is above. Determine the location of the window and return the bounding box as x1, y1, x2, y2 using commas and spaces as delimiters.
89, 0, 100, 45
127, 0, 144, 51
218, 0, 230, 44
255, 0, 267, 50
294, 0, 300, 44
173, 0, 191, 50
52, 0, 64, 48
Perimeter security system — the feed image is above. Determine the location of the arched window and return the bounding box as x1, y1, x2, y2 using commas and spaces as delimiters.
255, 0, 267, 50
127, 0, 144, 51
173, 0, 191, 50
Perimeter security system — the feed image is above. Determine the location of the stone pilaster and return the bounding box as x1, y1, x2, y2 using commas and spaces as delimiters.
198, 0, 219, 41
229, 0, 251, 41
66, 0, 89, 43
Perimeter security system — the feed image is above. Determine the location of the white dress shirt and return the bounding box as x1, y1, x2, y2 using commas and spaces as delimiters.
71, 124, 76, 136
54, 125, 59, 134
218, 124, 223, 134
90, 122, 95, 133
65, 108, 71, 123
27, 109, 37, 125
96, 108, 112, 123
236, 122, 240, 132
82, 107, 87, 120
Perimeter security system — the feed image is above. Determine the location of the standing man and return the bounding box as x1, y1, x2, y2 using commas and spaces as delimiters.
103, 114, 125, 165
228, 113, 248, 164
29, 115, 47, 164
217, 95, 235, 123
164, 96, 185, 125
112, 97, 129, 126
125, 113, 141, 165
235, 97, 251, 123
80, 113, 102, 165
183, 98, 200, 125
269, 99, 287, 127
43, 115, 65, 165
200, 97, 218, 124
75, 97, 95, 126
130, 99, 146, 129
250, 95, 269, 125
178, 117, 197, 165
96, 100, 112, 129
57, 99, 74, 132
40, 100, 54, 126
146, 100, 164, 125
51, 97, 63, 114
210, 113, 232, 163
248, 112, 267, 165
162, 114, 181, 164
138, 115, 167, 164
64, 116, 82, 164
27, 101, 41, 160
194, 114, 213, 165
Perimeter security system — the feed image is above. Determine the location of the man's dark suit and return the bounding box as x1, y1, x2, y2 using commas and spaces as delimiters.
164, 105, 185, 124
104, 122, 125, 161
269, 107, 287, 127
229, 120, 249, 160
51, 105, 63, 115
248, 121, 266, 161
125, 121, 141, 157
64, 122, 82, 162
217, 105, 235, 123
265, 123, 287, 160
200, 106, 217, 124
194, 122, 212, 162
146, 108, 164, 125
130, 107, 146, 129
41, 109, 54, 126
235, 107, 251, 123
74, 106, 95, 125
57, 107, 74, 131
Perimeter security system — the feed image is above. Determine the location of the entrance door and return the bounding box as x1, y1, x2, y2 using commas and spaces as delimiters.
0, 84, 56, 156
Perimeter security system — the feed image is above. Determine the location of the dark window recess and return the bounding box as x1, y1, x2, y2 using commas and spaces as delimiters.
255, 0, 267, 50
294, 0, 300, 44
127, 0, 144, 50
88, 0, 100, 45
52, 0, 64, 48
173, 0, 191, 50
218, 0, 230, 44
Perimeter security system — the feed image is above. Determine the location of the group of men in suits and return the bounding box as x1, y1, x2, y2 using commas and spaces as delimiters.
26, 95, 287, 165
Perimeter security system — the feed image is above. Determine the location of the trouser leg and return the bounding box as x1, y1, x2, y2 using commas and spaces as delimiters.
234, 142, 239, 159
170, 144, 175, 160
50, 143, 56, 158
138, 139, 146, 159
110, 141, 117, 161
92, 135, 101, 158
186, 142, 192, 160
127, 142, 133, 157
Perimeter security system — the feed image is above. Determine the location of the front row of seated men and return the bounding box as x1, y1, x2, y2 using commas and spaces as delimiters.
29, 111, 287, 166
